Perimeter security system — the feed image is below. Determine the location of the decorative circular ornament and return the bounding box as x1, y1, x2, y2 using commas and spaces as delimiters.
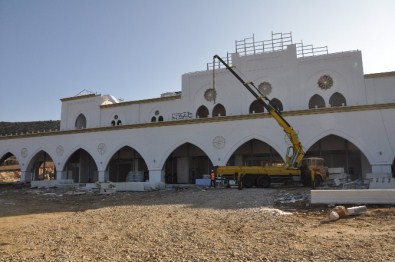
317, 75, 334, 90
114, 115, 118, 120
258, 82, 272, 96
212, 136, 225, 150
21, 148, 28, 158
204, 88, 217, 102
155, 110, 160, 116
97, 143, 106, 155
56, 145, 64, 156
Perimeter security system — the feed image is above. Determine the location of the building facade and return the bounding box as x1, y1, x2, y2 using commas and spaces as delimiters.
1, 33, 395, 188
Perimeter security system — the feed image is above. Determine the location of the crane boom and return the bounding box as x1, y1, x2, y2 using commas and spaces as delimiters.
213, 55, 305, 167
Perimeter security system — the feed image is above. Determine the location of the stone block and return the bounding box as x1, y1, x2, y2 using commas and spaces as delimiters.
311, 189, 395, 204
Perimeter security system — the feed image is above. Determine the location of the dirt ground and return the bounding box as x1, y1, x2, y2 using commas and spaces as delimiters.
0, 184, 394, 262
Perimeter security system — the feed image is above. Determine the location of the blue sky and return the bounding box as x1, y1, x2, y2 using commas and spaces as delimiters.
1, 0, 394, 121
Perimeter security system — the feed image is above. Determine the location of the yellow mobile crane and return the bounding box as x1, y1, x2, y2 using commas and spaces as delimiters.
213, 55, 328, 189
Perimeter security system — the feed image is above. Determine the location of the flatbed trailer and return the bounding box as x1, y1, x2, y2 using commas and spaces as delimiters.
216, 165, 304, 189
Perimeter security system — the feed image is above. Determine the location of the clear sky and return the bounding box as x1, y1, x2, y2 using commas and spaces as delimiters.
1, 0, 394, 122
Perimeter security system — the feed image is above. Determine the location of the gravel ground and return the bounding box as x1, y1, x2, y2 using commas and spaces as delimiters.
0, 186, 394, 261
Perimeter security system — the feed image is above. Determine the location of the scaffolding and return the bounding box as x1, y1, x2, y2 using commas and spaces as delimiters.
207, 32, 328, 70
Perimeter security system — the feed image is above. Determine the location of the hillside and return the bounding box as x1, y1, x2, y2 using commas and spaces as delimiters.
0, 120, 60, 136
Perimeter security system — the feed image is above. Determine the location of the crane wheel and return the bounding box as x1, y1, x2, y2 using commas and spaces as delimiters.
257, 175, 271, 188
241, 174, 254, 188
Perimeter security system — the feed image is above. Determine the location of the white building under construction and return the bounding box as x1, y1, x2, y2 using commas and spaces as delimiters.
1, 32, 394, 189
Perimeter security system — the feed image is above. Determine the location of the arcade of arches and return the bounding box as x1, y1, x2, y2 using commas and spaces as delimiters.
1, 135, 395, 184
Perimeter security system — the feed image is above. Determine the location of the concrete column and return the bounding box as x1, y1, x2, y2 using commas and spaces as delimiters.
20, 171, 31, 182
56, 170, 67, 181
148, 169, 165, 188
98, 170, 108, 182
371, 164, 392, 174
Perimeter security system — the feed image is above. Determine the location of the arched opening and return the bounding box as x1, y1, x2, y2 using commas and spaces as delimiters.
75, 114, 87, 129
64, 149, 98, 183
270, 98, 283, 112
196, 105, 209, 118
151, 116, 157, 122
212, 104, 226, 117
249, 100, 265, 113
0, 153, 20, 183
308, 94, 325, 109
27, 151, 56, 181
227, 139, 283, 166
392, 158, 395, 178
158, 116, 164, 122
329, 92, 347, 107
305, 135, 371, 180
106, 146, 149, 182
111, 120, 116, 126
117, 120, 122, 125
163, 143, 213, 184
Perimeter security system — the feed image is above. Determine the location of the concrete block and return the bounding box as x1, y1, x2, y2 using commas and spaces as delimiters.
365, 173, 391, 179
369, 177, 395, 189
329, 173, 348, 180
113, 182, 145, 191
311, 189, 395, 204
57, 179, 75, 188
196, 178, 211, 186
328, 167, 344, 174
30, 180, 57, 188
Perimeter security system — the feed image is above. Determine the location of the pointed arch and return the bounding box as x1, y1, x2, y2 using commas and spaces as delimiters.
212, 103, 226, 117
196, 105, 209, 118
105, 146, 149, 182
270, 98, 283, 111
249, 100, 265, 113
63, 148, 98, 183
329, 92, 347, 107
0, 152, 17, 165
75, 113, 87, 129
225, 138, 283, 167
26, 150, 56, 181
0, 152, 21, 182
161, 141, 213, 184
308, 94, 325, 109
305, 134, 371, 180
223, 135, 283, 166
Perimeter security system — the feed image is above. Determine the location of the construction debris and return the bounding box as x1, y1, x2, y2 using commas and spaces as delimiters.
329, 205, 367, 221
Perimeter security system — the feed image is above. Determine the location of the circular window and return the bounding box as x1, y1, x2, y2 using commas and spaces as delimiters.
114, 115, 118, 120
155, 110, 160, 116
318, 75, 334, 90
258, 82, 272, 96
204, 88, 217, 102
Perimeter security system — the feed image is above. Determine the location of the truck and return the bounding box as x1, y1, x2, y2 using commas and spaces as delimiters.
212, 55, 328, 189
